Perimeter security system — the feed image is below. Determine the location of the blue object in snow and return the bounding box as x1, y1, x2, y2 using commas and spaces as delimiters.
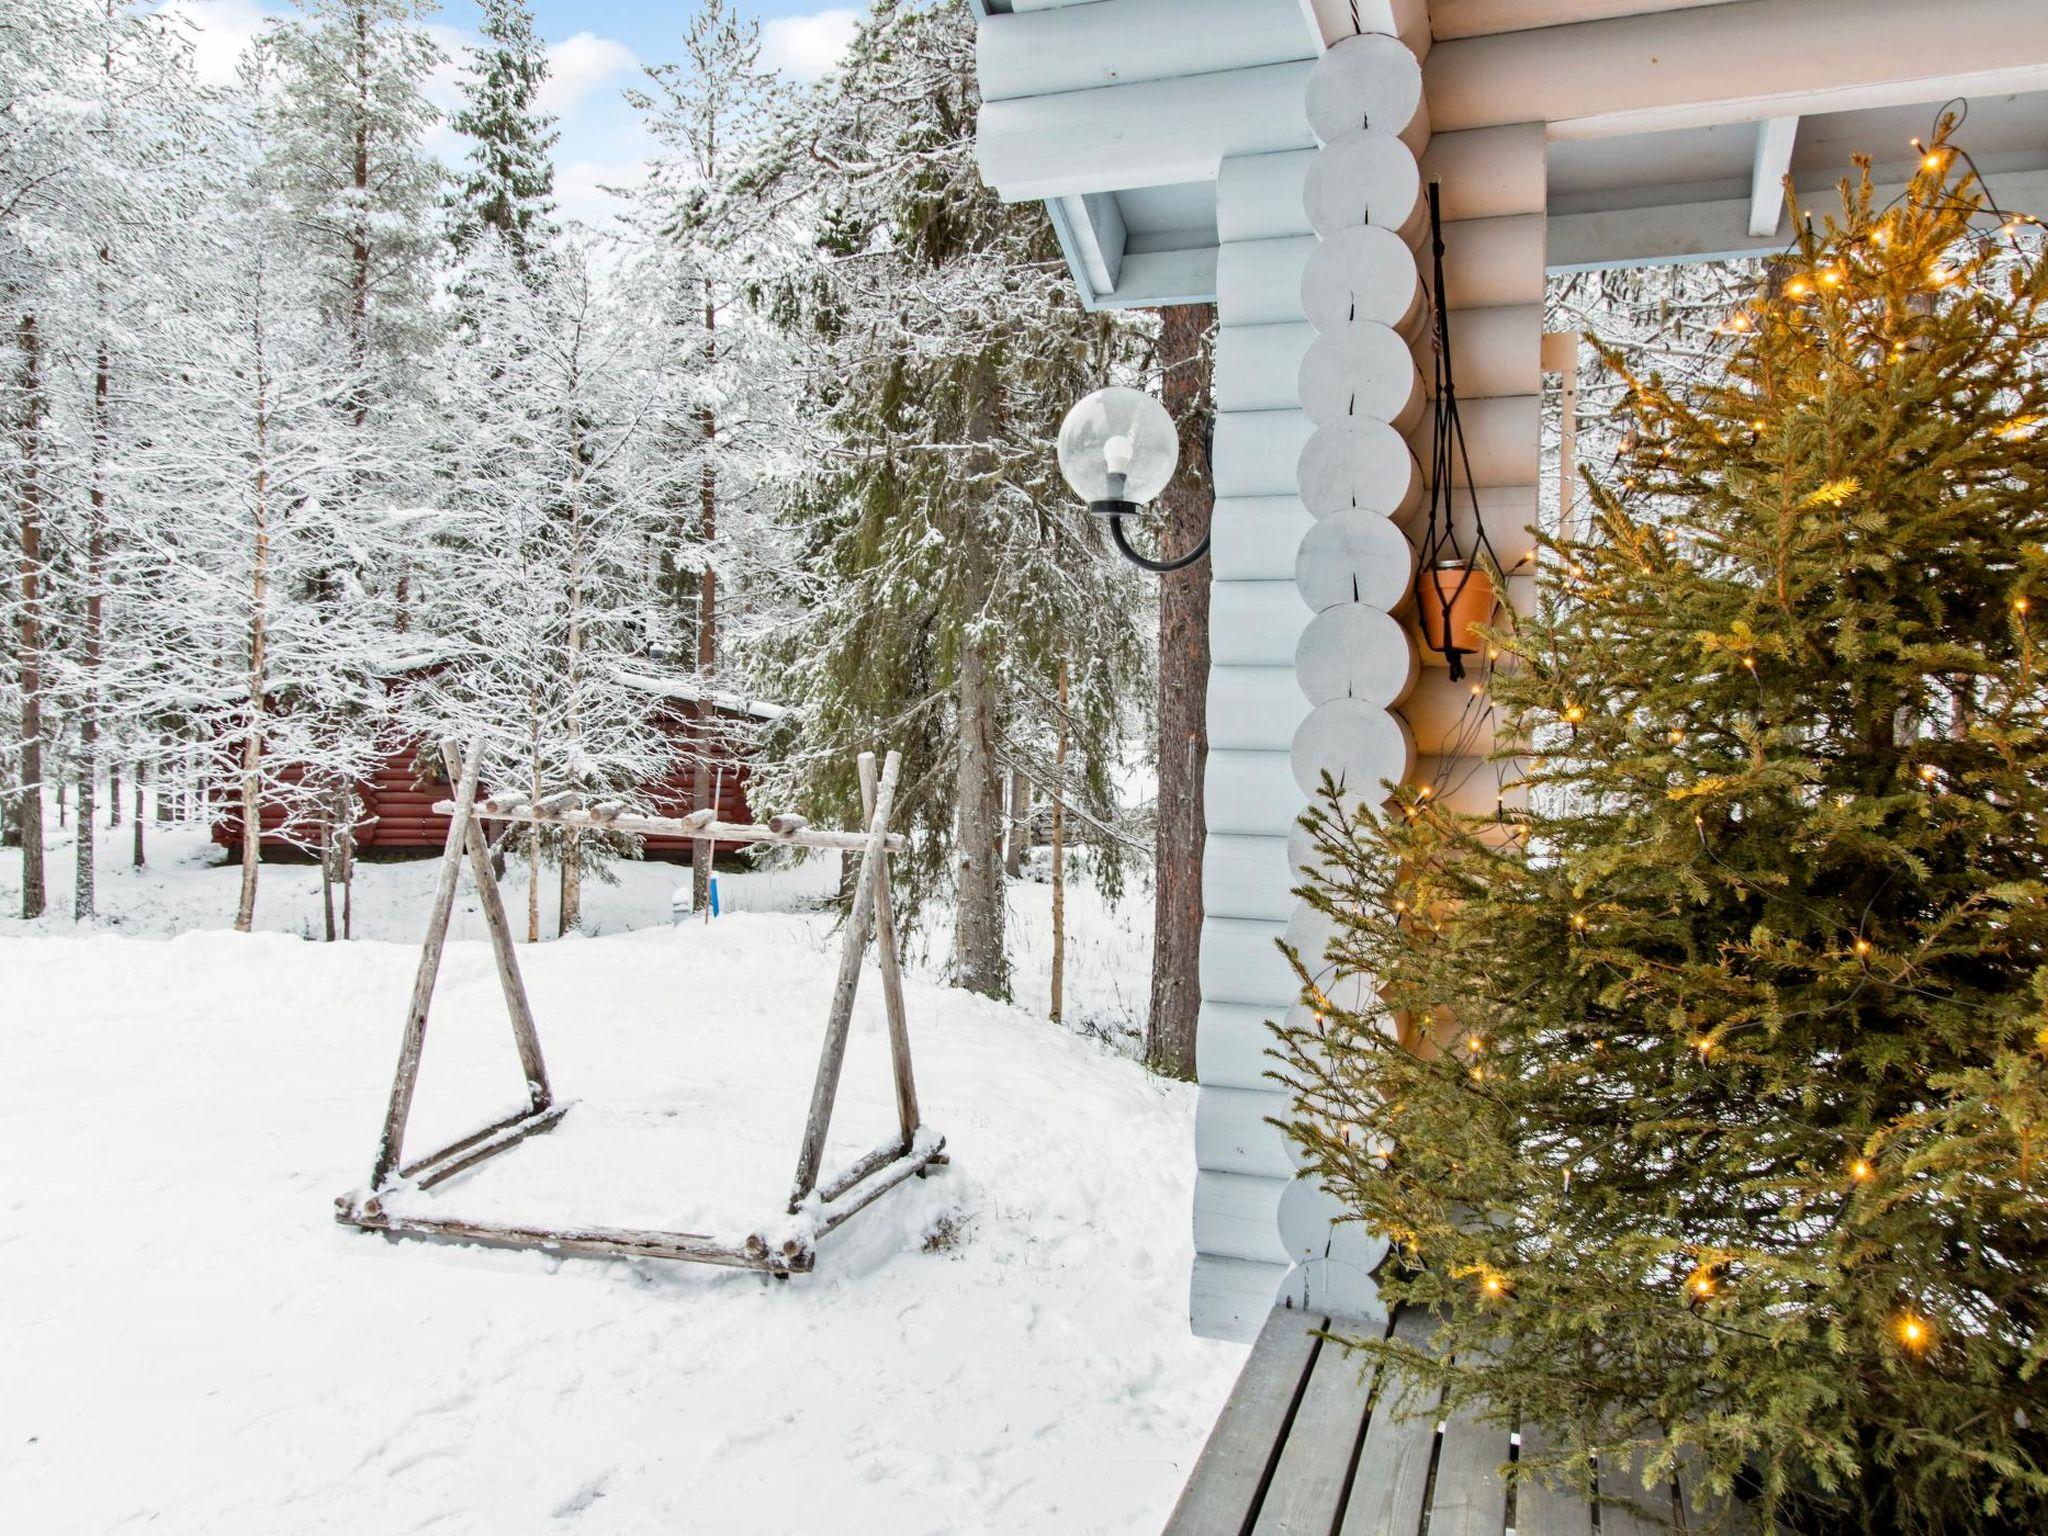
709, 876, 720, 917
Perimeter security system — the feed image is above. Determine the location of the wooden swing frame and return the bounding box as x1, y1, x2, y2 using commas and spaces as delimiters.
333, 740, 946, 1276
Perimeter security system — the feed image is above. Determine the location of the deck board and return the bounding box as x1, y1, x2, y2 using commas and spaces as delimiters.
1336, 1308, 1442, 1536
1161, 1303, 1757, 1536
1247, 1315, 1389, 1536
1596, 1445, 1667, 1536
1161, 1306, 1325, 1536
1513, 1422, 1594, 1536
1427, 1391, 1510, 1536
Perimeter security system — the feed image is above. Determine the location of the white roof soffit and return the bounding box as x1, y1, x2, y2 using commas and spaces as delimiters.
1550, 89, 2048, 269
1426, 0, 2048, 140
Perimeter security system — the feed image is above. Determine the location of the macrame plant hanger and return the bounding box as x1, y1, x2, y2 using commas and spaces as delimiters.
1416, 182, 1506, 682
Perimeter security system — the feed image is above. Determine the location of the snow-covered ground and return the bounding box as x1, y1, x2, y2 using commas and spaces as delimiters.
0, 820, 1243, 1533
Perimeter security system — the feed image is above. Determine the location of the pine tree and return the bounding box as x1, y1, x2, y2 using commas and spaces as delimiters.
448, 0, 557, 271
1282, 127, 2048, 1532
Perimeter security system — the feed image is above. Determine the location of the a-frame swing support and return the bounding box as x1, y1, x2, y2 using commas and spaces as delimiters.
334, 740, 946, 1276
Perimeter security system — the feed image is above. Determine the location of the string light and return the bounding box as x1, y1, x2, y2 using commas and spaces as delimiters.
1851, 1157, 1874, 1182
1919, 763, 1940, 783
1853, 938, 1872, 958
1897, 1313, 1933, 1352
1687, 1268, 1717, 1299
2016, 597, 2031, 615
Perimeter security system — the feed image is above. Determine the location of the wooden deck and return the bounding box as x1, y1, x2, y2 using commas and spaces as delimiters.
1162, 1307, 1748, 1536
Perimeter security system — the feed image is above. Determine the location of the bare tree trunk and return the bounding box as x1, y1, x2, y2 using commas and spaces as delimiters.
1004, 769, 1029, 878
132, 758, 145, 868
347, 0, 371, 434
953, 554, 1006, 997
1051, 665, 1070, 1025
1145, 303, 1215, 1080
108, 765, 120, 826
527, 696, 542, 943
75, 326, 111, 920
559, 459, 588, 939
338, 789, 355, 940
691, 283, 718, 913
235, 302, 273, 935
320, 813, 337, 942
16, 313, 47, 920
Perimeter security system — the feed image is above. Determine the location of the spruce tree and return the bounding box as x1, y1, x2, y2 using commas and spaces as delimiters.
448, 0, 556, 271
1282, 127, 2048, 1532
742, 0, 1148, 998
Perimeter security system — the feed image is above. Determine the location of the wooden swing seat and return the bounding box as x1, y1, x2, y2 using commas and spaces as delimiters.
334, 741, 944, 1276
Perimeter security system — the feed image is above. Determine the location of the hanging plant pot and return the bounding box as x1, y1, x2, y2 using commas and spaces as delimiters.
1418, 561, 1496, 672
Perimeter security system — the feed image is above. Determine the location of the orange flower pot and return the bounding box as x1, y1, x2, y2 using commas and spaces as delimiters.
1418, 562, 1496, 658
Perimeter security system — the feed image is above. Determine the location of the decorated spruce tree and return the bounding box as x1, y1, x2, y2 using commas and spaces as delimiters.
1281, 127, 2048, 1533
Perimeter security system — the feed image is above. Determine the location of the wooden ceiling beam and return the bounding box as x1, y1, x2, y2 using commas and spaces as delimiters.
1426, 0, 2048, 138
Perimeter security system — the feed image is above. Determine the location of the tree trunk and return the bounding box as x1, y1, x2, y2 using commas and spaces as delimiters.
16, 313, 47, 920
235, 303, 273, 935
1004, 769, 1029, 878
76, 332, 108, 921
347, 0, 371, 433
132, 759, 145, 868
108, 765, 120, 826
339, 790, 355, 940
954, 626, 1006, 997
1145, 303, 1215, 1080
320, 814, 337, 942
559, 457, 588, 939
527, 697, 542, 943
558, 832, 581, 935
1051, 665, 1069, 1025
691, 284, 718, 913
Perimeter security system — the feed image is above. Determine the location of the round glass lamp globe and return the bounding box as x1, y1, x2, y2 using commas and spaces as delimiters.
1057, 387, 1179, 506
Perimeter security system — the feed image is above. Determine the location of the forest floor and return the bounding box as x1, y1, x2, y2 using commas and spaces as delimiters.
0, 819, 1243, 1534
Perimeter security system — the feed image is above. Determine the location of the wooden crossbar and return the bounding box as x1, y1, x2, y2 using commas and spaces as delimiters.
338, 740, 944, 1280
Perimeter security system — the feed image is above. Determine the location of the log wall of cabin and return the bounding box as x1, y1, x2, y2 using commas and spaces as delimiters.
1190, 19, 1548, 1344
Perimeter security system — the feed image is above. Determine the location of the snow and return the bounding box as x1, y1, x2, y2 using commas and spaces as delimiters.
0, 821, 1244, 1533
613, 665, 791, 723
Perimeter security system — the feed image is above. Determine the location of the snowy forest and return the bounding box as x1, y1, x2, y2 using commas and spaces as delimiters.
0, 0, 1158, 1001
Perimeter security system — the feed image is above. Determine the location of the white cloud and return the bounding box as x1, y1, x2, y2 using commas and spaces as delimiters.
541, 33, 640, 117
761, 8, 862, 83
155, 0, 275, 88
553, 158, 649, 231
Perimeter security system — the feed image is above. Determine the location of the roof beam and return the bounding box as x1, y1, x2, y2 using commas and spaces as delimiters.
1426, 0, 2048, 138
1429, 0, 1740, 38
1550, 163, 2048, 268
976, 59, 1314, 202
1747, 115, 1799, 237
978, 0, 1313, 103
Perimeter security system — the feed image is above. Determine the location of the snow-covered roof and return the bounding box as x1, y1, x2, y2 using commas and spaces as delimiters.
614, 669, 790, 723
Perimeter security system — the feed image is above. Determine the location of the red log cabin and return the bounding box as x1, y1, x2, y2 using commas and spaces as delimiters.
210, 669, 787, 862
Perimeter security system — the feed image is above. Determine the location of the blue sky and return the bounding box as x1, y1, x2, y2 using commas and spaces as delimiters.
169, 0, 868, 224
